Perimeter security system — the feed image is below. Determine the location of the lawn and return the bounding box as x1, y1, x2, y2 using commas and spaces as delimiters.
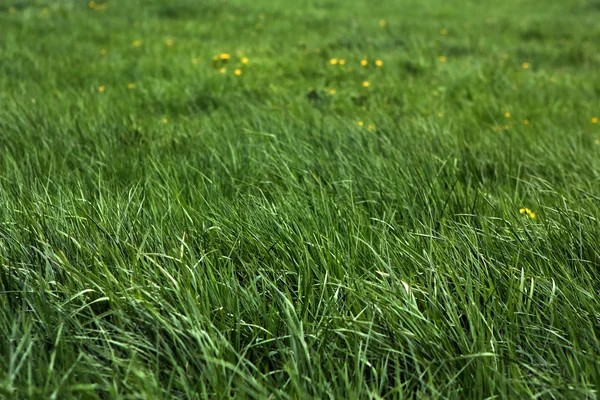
1, 0, 600, 398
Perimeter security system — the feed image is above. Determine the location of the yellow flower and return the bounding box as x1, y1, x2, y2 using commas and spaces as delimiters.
219, 67, 226, 74
89, 1, 96, 7
220, 53, 231, 60
241, 57, 249, 64
234, 69, 242, 76
165, 39, 173, 46
438, 56, 446, 63
162, 118, 168, 124
127, 83, 136, 89
592, 117, 598, 124
521, 62, 529, 69
368, 124, 375, 131
330, 58, 338, 65
438, 112, 444, 118
440, 28, 448, 35
339, 59, 346, 65
524, 119, 529, 125
520, 208, 535, 219
379, 19, 386, 27
361, 59, 368, 66
362, 81, 370, 87
100, 48, 107, 55
329, 88, 336, 94
595, 139, 600, 145
375, 59, 383, 67
505, 112, 511, 118
358, 121, 364, 126
98, 86, 105, 92
133, 40, 143, 47
212, 55, 219, 61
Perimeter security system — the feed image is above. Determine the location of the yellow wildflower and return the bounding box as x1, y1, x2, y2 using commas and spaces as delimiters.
234, 69, 242, 76
330, 58, 338, 65
329, 88, 336, 94
440, 28, 448, 35
339, 59, 346, 65
358, 121, 364, 127
98, 86, 105, 92
524, 119, 529, 125
162, 118, 168, 124
100, 48, 107, 55
375, 60, 383, 67
362, 81, 370, 87
132, 40, 142, 47
505, 112, 511, 118
165, 39, 173, 46
521, 62, 529, 69
520, 208, 535, 219
368, 124, 375, 131
219, 67, 226, 74
361, 59, 368, 66
220, 53, 231, 60
241, 57, 249, 64
379, 19, 386, 27
439, 56, 446, 63
127, 83, 136, 89
438, 112, 444, 118
592, 117, 598, 124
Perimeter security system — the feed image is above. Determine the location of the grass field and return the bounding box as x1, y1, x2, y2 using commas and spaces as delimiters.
1, 0, 600, 398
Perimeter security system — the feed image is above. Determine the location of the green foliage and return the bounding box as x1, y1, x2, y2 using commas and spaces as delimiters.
1, 0, 600, 398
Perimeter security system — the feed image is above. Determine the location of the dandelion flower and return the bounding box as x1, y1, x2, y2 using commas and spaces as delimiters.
368, 124, 375, 131
220, 53, 231, 60
358, 121, 364, 126
162, 118, 168, 124
440, 28, 448, 35
379, 19, 386, 27
505, 112, 511, 118
329, 88, 336, 94
520, 208, 535, 219
330, 58, 338, 65
592, 117, 598, 124
362, 81, 370, 87
234, 68, 242, 76
439, 56, 446, 63
89, 1, 96, 7
133, 40, 142, 47
100, 48, 107, 55
98, 86, 105, 92
127, 83, 136, 89
595, 139, 600, 145
361, 59, 368, 66
339, 59, 346, 65
219, 67, 226, 74
524, 119, 529, 125
165, 39, 173, 46
241, 57, 249, 64
521, 62, 529, 69
375, 59, 383, 67
438, 112, 444, 118
212, 55, 219, 61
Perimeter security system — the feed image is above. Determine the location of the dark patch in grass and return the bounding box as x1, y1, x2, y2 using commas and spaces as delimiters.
403, 61, 422, 75
520, 29, 544, 41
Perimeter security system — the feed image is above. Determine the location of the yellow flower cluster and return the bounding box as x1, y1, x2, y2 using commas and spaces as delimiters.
519, 208, 536, 219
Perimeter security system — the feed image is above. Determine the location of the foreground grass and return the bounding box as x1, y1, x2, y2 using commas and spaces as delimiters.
1, 0, 600, 398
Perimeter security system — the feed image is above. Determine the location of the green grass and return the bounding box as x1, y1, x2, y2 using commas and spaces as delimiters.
1, 0, 600, 398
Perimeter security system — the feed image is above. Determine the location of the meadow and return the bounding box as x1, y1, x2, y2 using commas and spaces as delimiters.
1, 0, 600, 398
